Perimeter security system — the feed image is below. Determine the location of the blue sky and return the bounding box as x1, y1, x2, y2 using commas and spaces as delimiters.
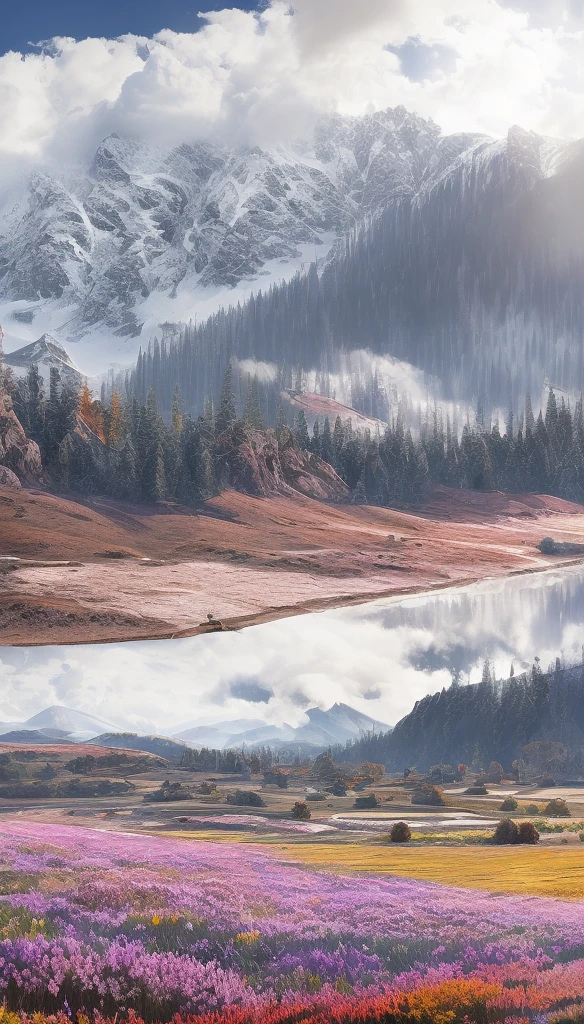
4, 0, 260, 53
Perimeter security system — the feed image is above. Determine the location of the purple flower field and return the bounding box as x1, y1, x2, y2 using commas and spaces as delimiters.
0, 821, 583, 1022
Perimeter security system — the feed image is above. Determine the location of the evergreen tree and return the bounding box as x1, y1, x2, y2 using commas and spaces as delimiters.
294, 409, 310, 450
171, 385, 183, 434
216, 362, 236, 436
243, 375, 264, 429
321, 416, 333, 465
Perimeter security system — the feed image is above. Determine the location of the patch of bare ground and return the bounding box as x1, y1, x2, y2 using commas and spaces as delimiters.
2, 482, 584, 644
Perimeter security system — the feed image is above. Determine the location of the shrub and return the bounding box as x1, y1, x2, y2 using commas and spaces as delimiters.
389, 821, 412, 843
264, 770, 288, 788
426, 764, 456, 784
525, 803, 540, 815
540, 777, 557, 788
412, 784, 445, 806
353, 793, 379, 809
465, 785, 488, 795
227, 790, 266, 807
544, 798, 570, 817
517, 821, 540, 844
145, 780, 192, 802
500, 797, 518, 811
330, 780, 348, 797
292, 801, 311, 820
492, 818, 519, 845
486, 761, 505, 784
198, 781, 216, 795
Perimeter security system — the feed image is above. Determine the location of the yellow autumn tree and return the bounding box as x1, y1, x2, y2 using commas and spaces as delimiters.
78, 380, 105, 440
109, 390, 124, 446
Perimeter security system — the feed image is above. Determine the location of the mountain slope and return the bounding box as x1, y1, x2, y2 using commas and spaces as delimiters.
0, 108, 477, 359
132, 124, 582, 412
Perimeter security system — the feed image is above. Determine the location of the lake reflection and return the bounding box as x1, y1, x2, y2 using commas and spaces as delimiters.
1, 565, 584, 731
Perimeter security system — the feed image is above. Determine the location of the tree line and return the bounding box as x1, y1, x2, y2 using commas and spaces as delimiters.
7, 351, 584, 509
332, 656, 584, 778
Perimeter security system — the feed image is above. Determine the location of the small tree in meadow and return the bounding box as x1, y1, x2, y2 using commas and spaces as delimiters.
331, 779, 348, 797
492, 818, 519, 845
500, 797, 518, 811
389, 821, 412, 843
486, 761, 505, 784
227, 790, 266, 807
411, 784, 445, 806
517, 822, 540, 844
543, 798, 570, 817
292, 801, 311, 821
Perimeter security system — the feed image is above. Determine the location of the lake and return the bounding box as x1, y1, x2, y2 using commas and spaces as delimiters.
1, 563, 584, 733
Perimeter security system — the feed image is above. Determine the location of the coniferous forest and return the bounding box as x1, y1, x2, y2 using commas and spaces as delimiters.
333, 657, 584, 776
7, 349, 584, 509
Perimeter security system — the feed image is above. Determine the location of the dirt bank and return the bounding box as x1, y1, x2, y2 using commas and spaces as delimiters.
2, 483, 584, 645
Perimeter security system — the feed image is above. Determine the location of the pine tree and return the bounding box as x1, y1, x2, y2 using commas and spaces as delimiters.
216, 362, 236, 436
115, 436, 137, 498
139, 389, 166, 500
321, 416, 333, 465
243, 375, 264, 429
109, 391, 124, 447
171, 385, 183, 434
310, 419, 322, 457
58, 433, 75, 489
24, 364, 45, 443
294, 409, 310, 450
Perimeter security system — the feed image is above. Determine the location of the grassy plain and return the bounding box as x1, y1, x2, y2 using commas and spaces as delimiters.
277, 841, 584, 899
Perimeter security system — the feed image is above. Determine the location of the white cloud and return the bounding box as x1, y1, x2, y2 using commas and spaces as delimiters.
0, 0, 582, 192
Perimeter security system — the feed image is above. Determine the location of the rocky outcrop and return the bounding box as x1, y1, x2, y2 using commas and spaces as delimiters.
216, 423, 348, 501
0, 392, 43, 487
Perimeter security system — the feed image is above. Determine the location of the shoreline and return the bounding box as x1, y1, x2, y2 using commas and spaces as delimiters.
3, 553, 584, 649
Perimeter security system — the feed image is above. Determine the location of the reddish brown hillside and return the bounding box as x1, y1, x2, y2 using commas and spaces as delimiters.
3, 482, 584, 645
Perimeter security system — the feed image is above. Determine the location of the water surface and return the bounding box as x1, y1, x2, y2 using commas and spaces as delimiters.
1, 564, 584, 732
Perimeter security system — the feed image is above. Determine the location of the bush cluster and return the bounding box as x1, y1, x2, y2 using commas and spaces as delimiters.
492, 819, 540, 845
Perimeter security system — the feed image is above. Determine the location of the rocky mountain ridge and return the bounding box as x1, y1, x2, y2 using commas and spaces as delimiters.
0, 107, 488, 350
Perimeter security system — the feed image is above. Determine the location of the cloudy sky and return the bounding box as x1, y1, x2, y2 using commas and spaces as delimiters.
1, 567, 583, 732
1, 0, 583, 190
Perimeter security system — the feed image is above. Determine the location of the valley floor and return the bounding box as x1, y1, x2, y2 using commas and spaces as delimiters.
2, 483, 584, 645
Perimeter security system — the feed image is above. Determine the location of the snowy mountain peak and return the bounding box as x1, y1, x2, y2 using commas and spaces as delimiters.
5, 334, 82, 385
0, 108, 577, 375
0, 705, 122, 742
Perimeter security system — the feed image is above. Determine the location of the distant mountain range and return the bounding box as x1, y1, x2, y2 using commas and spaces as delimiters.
172, 704, 388, 750
0, 702, 389, 751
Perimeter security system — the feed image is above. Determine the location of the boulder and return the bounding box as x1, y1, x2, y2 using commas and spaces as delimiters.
215, 423, 348, 501
0, 392, 43, 486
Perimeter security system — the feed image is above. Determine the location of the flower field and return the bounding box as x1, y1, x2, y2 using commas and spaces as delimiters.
1, 822, 584, 1023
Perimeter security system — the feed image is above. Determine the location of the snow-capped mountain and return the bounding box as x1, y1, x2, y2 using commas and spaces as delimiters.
0, 705, 122, 742
4, 335, 83, 386
0, 108, 576, 388
0, 107, 482, 367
